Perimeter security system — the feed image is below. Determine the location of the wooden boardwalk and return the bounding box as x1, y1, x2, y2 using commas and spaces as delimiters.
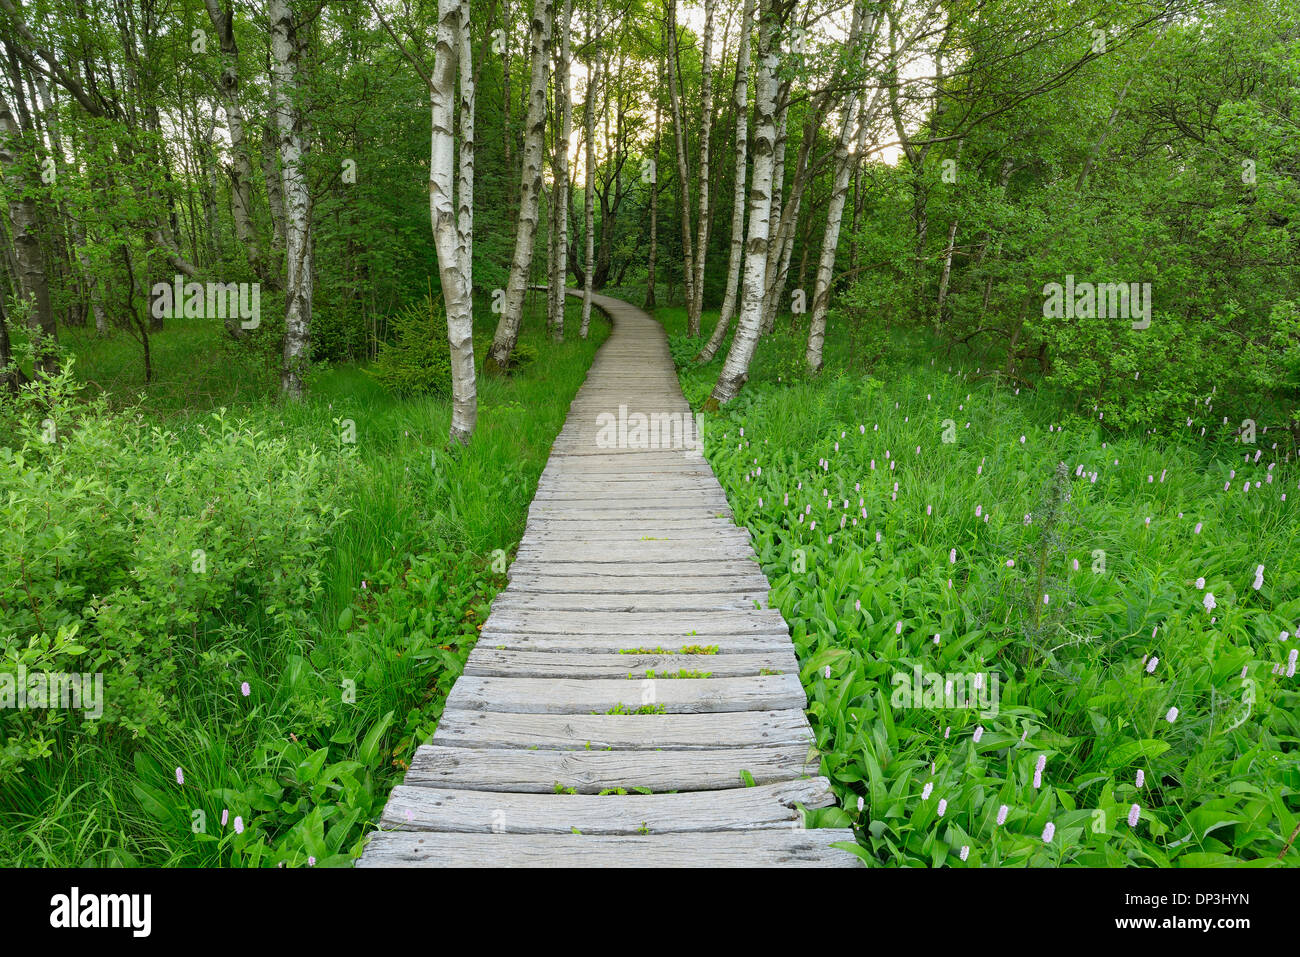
357, 291, 859, 867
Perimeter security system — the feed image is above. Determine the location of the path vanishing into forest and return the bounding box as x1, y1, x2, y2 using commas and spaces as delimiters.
357, 291, 858, 867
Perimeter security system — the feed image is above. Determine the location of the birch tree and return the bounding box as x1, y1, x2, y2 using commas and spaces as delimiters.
663, 0, 697, 334
270, 0, 313, 399
698, 0, 753, 363
488, 0, 551, 371
689, 0, 716, 326
202, 0, 275, 289
579, 0, 602, 337
706, 0, 783, 409
547, 0, 571, 340
807, 1, 883, 372
0, 89, 56, 376
643, 91, 659, 310
445, 0, 478, 442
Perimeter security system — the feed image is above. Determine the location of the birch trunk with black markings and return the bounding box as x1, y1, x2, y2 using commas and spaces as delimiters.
202, 0, 275, 288
430, 0, 477, 443
579, 0, 601, 337
489, 0, 551, 370
698, 0, 753, 363
270, 0, 313, 398
706, 0, 778, 409
547, 0, 571, 339
664, 0, 697, 333
689, 0, 715, 324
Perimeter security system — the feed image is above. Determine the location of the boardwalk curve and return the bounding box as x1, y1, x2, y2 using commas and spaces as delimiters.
357, 291, 859, 867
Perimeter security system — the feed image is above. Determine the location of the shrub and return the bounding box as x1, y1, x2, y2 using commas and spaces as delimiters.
0, 362, 350, 777
366, 296, 452, 398
311, 302, 370, 364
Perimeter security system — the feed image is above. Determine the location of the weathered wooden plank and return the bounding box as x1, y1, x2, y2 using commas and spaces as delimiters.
516, 515, 730, 527
462, 648, 799, 678
378, 777, 835, 834
544, 451, 707, 460
488, 592, 766, 614
507, 560, 763, 579
539, 464, 712, 476
525, 499, 727, 511
356, 829, 862, 867
523, 503, 732, 516
403, 744, 818, 792
512, 545, 753, 565
522, 508, 730, 522
505, 573, 771, 594
444, 674, 805, 714
481, 609, 790, 636
530, 494, 726, 506
473, 633, 793, 654
531, 485, 722, 500
537, 463, 712, 475
430, 708, 814, 750
519, 528, 750, 545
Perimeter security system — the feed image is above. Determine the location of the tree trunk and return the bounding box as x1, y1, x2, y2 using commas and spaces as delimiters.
757, 100, 787, 334
488, 0, 551, 371
707, 0, 778, 409
270, 0, 313, 399
261, 118, 287, 258
432, 0, 477, 444
664, 0, 697, 333
807, 109, 882, 371
502, 0, 514, 208
689, 0, 716, 322
0, 296, 25, 392
203, 0, 275, 288
699, 0, 754, 362
579, 0, 601, 337
0, 91, 57, 376
643, 95, 659, 310
806, 15, 877, 371
455, 0, 478, 440
547, 0, 571, 339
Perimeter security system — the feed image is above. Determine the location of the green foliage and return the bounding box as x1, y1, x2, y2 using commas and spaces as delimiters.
808, 0, 1300, 435
668, 306, 1300, 868
1, 361, 349, 755
366, 295, 454, 398
0, 304, 608, 866
311, 301, 371, 364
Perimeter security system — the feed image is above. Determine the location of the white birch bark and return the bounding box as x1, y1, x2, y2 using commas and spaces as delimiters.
700, 0, 754, 362
664, 0, 697, 333
203, 0, 273, 288
757, 101, 787, 334
806, 113, 864, 372
450, 0, 478, 442
579, 0, 602, 338
643, 95, 659, 310
489, 0, 551, 370
547, 0, 572, 339
707, 0, 778, 408
689, 0, 716, 324
270, 0, 313, 399
806, 4, 883, 371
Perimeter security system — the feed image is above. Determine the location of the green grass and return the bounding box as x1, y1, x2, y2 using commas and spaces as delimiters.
0, 297, 608, 866
665, 304, 1300, 867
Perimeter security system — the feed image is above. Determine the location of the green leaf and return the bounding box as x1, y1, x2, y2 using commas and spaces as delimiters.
358, 710, 395, 769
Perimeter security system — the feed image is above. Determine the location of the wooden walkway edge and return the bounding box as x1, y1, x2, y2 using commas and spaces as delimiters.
357, 291, 860, 867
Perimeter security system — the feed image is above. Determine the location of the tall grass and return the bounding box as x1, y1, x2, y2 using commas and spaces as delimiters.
0, 299, 607, 866
666, 306, 1299, 866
